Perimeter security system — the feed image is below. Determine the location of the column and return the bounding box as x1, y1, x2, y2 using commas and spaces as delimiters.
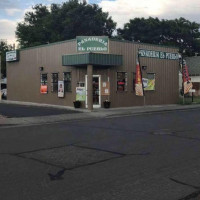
87, 64, 93, 110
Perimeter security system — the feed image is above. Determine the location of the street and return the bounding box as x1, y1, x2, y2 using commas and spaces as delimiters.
1, 107, 200, 200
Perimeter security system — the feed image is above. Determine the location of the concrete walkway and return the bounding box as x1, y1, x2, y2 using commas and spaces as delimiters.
1, 100, 200, 126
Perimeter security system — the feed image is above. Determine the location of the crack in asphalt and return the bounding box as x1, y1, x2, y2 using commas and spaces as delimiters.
0, 142, 151, 174
72, 144, 151, 156
72, 144, 127, 156
16, 153, 65, 169
13, 142, 79, 155
169, 178, 200, 200
15, 152, 125, 171
170, 178, 200, 190
179, 190, 200, 200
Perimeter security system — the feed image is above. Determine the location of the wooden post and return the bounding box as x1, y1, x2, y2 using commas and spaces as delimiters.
87, 64, 93, 111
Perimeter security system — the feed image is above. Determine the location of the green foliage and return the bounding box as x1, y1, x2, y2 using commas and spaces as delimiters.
16, 0, 116, 48
0, 42, 12, 78
118, 17, 200, 55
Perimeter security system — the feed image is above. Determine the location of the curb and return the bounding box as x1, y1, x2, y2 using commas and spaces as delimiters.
0, 100, 90, 113
1, 101, 200, 127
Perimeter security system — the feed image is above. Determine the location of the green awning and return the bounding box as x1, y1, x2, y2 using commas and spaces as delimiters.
62, 53, 123, 66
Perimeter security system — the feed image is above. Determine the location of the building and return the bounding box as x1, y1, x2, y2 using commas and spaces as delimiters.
6, 36, 179, 109
185, 56, 200, 96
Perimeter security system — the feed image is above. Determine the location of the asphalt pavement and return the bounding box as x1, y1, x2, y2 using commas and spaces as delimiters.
0, 102, 81, 118
1, 102, 200, 199
2, 100, 200, 126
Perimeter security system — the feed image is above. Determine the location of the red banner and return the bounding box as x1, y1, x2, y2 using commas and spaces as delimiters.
135, 61, 144, 96
182, 64, 192, 94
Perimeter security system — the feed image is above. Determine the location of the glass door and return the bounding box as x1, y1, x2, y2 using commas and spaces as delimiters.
93, 77, 100, 105
85, 75, 101, 108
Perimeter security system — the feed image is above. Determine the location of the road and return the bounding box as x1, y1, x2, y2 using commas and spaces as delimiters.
1, 108, 200, 200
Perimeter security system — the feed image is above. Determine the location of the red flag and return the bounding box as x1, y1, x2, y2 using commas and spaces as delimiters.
182, 64, 192, 94
135, 60, 144, 96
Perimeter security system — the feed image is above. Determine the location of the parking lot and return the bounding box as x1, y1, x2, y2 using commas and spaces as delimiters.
0, 102, 80, 118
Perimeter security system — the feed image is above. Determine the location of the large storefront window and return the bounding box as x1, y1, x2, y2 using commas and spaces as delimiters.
41, 74, 47, 85
117, 72, 127, 91
64, 72, 72, 92
51, 73, 58, 92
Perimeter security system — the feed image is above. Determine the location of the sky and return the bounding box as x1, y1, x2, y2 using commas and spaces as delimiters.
0, 0, 200, 45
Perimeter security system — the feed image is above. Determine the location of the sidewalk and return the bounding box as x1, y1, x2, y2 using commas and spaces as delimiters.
1, 100, 200, 126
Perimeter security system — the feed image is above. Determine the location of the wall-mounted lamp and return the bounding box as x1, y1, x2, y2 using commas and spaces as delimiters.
39, 67, 44, 71
142, 66, 147, 70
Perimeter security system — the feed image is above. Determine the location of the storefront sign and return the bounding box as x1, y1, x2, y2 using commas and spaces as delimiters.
6, 50, 19, 62
77, 36, 108, 52
101, 81, 110, 95
76, 87, 86, 101
40, 85, 47, 94
139, 49, 179, 60
58, 81, 64, 98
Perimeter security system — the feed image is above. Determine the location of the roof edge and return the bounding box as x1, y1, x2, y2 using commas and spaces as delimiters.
18, 37, 179, 52
109, 38, 179, 50
19, 39, 76, 52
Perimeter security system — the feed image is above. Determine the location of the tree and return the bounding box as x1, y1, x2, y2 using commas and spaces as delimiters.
0, 42, 12, 77
16, 4, 51, 48
117, 17, 162, 44
118, 17, 200, 55
16, 0, 116, 48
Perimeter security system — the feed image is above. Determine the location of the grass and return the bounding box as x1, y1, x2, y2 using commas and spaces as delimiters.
178, 96, 200, 105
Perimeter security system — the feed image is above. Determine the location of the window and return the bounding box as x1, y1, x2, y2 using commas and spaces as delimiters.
64, 72, 72, 92
51, 73, 58, 92
147, 73, 155, 80
41, 74, 47, 85
78, 82, 85, 87
117, 72, 127, 91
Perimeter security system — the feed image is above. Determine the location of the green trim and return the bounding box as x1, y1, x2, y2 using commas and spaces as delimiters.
62, 53, 123, 66
18, 37, 178, 52
109, 38, 179, 50
19, 39, 76, 52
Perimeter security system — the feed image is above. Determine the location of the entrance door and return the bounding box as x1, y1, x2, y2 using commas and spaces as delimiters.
85, 75, 101, 108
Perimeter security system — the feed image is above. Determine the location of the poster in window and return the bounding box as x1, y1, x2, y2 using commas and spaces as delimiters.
101, 81, 110, 95
142, 78, 148, 89
76, 87, 86, 101
58, 81, 64, 97
40, 85, 48, 94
